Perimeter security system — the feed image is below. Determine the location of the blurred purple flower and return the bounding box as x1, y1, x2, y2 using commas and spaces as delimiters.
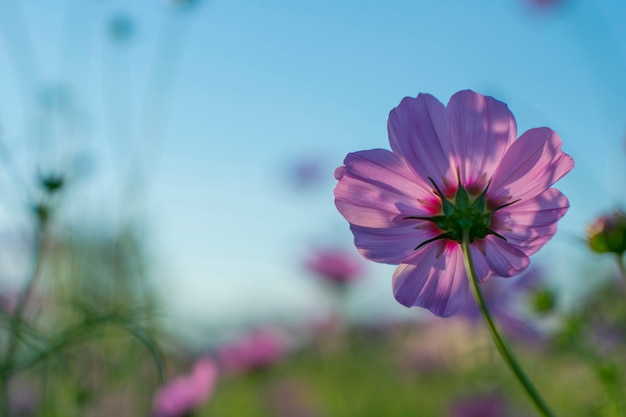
8, 381, 39, 417
334, 90, 573, 317
0, 291, 42, 322
161, 0, 200, 9
304, 248, 364, 286
216, 328, 288, 374
458, 267, 546, 341
290, 158, 325, 189
527, 0, 563, 9
152, 357, 218, 417
0, 293, 19, 314
265, 378, 325, 417
589, 319, 624, 355
448, 393, 509, 417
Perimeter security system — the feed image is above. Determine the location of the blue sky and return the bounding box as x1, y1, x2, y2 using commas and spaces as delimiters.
0, 0, 625, 341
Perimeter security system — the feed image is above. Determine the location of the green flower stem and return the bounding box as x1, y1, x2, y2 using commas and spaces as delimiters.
461, 230, 555, 417
616, 253, 626, 286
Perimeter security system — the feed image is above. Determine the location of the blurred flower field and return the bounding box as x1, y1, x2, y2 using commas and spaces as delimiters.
3, 219, 624, 416
197, 276, 625, 417
0, 149, 624, 416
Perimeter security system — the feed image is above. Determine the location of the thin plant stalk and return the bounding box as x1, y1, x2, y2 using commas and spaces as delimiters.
461, 230, 556, 417
616, 253, 626, 285
0, 212, 48, 415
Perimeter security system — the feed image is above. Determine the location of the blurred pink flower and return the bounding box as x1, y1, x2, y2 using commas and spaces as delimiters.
304, 248, 363, 286
152, 357, 218, 417
589, 319, 624, 355
290, 158, 324, 189
0, 293, 19, 314
334, 90, 573, 317
216, 329, 288, 374
448, 393, 509, 417
0, 292, 42, 322
265, 378, 325, 417
527, 0, 563, 9
8, 380, 39, 417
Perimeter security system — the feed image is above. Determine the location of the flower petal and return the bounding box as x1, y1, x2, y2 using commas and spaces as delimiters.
469, 243, 493, 283
334, 149, 437, 228
489, 127, 574, 204
392, 242, 470, 317
351, 223, 440, 264
387, 94, 456, 193
492, 188, 569, 256
447, 90, 517, 192
479, 236, 530, 277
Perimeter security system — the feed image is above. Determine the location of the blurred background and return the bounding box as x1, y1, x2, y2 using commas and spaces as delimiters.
0, 0, 625, 416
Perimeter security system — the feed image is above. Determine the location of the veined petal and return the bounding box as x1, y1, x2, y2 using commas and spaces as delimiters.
489, 128, 574, 204
387, 94, 456, 193
492, 188, 569, 256
469, 243, 492, 283
479, 236, 530, 277
392, 242, 470, 317
447, 90, 517, 192
351, 223, 441, 264
334, 149, 437, 228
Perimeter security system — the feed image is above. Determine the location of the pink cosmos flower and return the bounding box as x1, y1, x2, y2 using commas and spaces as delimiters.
304, 247, 364, 286
334, 90, 573, 317
152, 357, 218, 417
216, 328, 288, 374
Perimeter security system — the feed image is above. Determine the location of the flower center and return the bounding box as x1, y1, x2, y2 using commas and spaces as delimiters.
405, 177, 515, 250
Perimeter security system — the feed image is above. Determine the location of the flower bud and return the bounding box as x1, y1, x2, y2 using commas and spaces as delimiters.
587, 211, 626, 255
530, 288, 556, 314
39, 173, 64, 194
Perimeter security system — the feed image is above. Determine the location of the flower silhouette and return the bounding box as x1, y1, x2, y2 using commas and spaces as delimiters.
334, 90, 573, 317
